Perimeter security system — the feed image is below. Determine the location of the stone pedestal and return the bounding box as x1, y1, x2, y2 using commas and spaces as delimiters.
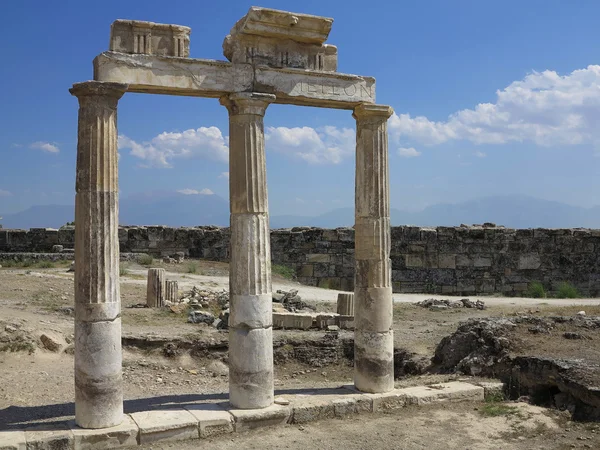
221, 92, 275, 409
146, 268, 166, 307
70, 81, 128, 428
165, 280, 178, 303
336, 292, 354, 316
353, 104, 394, 394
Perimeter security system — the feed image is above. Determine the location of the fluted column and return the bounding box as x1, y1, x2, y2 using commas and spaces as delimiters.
353, 103, 394, 393
70, 81, 127, 428
220, 92, 276, 409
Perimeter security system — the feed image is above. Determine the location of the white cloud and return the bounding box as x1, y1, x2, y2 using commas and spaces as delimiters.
398, 147, 421, 158
219, 172, 230, 179
119, 127, 228, 168
389, 65, 600, 148
266, 125, 354, 164
177, 188, 214, 195
295, 197, 305, 203
0, 189, 12, 197
30, 141, 59, 153
474, 151, 487, 158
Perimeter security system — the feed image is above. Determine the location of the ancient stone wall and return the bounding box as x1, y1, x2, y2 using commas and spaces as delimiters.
2, 225, 600, 296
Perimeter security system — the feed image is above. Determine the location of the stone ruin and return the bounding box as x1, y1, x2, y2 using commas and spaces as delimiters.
70, 7, 393, 429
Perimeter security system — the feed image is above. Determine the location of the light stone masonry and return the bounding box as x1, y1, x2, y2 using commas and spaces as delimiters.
146, 268, 166, 308
353, 104, 394, 393
223, 7, 337, 71
71, 7, 394, 428
110, 20, 191, 57
70, 81, 127, 429
221, 92, 275, 409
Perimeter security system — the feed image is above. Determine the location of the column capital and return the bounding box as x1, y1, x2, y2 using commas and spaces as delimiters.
353, 104, 394, 121
70, 81, 128, 100
220, 92, 276, 116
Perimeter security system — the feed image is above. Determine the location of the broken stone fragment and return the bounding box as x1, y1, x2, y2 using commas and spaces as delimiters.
40, 333, 62, 352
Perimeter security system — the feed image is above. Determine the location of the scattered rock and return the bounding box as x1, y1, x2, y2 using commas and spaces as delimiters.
415, 298, 485, 310
188, 310, 215, 325
275, 289, 315, 312
40, 333, 62, 352
207, 360, 229, 376
57, 306, 74, 316
577, 311, 586, 316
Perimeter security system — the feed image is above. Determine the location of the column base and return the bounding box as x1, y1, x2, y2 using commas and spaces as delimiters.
354, 330, 394, 393
75, 318, 123, 429
229, 327, 274, 409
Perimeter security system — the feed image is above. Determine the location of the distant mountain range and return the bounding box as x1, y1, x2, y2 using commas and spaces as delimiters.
2, 193, 600, 230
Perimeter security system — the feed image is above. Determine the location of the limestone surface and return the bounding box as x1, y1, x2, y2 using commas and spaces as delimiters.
110, 20, 190, 57
70, 81, 127, 429
223, 7, 336, 71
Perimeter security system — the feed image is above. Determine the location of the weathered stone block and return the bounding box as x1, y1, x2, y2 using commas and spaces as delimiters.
227, 404, 291, 432
23, 425, 74, 450
307, 253, 330, 263
438, 254, 456, 269
110, 20, 191, 57
70, 415, 139, 449
272, 312, 313, 330
185, 404, 234, 438
518, 253, 541, 270
405, 254, 424, 268
130, 409, 198, 444
0, 431, 26, 450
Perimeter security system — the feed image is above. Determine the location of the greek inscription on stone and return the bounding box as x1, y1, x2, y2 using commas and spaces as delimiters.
343, 84, 357, 96
269, 75, 373, 100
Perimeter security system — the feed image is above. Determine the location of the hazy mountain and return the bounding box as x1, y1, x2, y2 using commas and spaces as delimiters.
271, 195, 600, 229
2, 194, 600, 230
0, 191, 230, 229
0, 205, 75, 229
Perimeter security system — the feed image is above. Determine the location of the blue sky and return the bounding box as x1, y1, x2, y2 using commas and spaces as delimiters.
1, 0, 600, 216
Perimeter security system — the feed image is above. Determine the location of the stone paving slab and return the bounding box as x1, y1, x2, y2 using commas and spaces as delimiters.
283, 387, 371, 423
185, 403, 234, 438
0, 430, 26, 450
223, 403, 292, 432
23, 423, 74, 450
403, 382, 485, 405
129, 409, 198, 444
70, 415, 139, 449
3, 381, 495, 448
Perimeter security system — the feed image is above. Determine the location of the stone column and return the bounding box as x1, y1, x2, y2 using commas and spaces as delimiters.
337, 292, 355, 316
353, 104, 394, 393
146, 268, 166, 307
70, 81, 127, 429
165, 280, 179, 303
220, 92, 275, 409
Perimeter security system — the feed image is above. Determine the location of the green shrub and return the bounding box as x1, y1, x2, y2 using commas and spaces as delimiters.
186, 263, 197, 274
119, 264, 128, 277
555, 282, 580, 299
37, 261, 55, 269
272, 264, 295, 280
525, 281, 546, 298
137, 254, 153, 266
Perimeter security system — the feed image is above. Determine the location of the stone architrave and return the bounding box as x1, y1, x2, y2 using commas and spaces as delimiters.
337, 292, 355, 316
146, 268, 166, 308
353, 103, 394, 394
220, 92, 275, 409
165, 280, 178, 303
70, 81, 128, 429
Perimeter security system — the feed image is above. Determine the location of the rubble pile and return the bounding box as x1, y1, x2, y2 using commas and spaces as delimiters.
415, 298, 486, 310
273, 289, 315, 312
